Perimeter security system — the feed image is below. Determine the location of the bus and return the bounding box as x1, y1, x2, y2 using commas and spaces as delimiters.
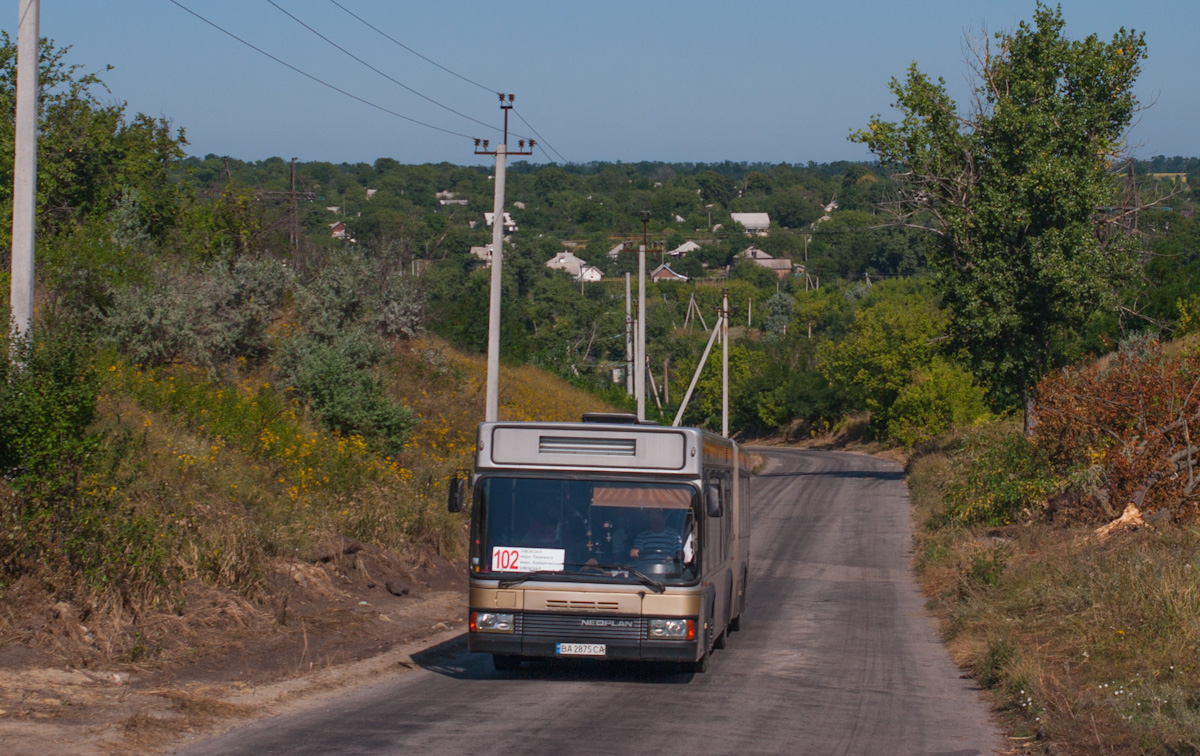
448, 413, 751, 672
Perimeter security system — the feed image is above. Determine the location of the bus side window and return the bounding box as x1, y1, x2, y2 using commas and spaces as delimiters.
721, 473, 733, 559
739, 474, 751, 536
704, 474, 721, 564
706, 473, 733, 563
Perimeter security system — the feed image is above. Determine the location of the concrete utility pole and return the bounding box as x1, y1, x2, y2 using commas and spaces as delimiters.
289, 157, 299, 268
475, 94, 534, 422
636, 211, 650, 421
9, 0, 39, 340
624, 272, 633, 396
722, 288, 730, 438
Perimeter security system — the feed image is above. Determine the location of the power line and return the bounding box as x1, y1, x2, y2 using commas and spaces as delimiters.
324, 0, 567, 165
513, 108, 568, 164
325, 0, 497, 95
164, 0, 474, 140
267, 0, 502, 136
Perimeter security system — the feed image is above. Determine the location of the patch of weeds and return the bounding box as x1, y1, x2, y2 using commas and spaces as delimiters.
968, 549, 1007, 588
121, 631, 162, 663
979, 637, 1017, 689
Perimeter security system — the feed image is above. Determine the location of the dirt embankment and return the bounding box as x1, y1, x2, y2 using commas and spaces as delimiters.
0, 542, 467, 756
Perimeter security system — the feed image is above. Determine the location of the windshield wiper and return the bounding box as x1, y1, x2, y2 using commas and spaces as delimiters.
571, 562, 666, 594
496, 570, 562, 589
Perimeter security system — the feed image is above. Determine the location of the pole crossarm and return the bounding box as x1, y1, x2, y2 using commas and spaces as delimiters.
473, 93, 535, 158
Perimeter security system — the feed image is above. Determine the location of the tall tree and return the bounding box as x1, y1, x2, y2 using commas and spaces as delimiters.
851, 3, 1146, 432
0, 33, 188, 246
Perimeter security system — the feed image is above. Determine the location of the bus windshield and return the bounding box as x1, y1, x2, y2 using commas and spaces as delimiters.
472, 477, 699, 585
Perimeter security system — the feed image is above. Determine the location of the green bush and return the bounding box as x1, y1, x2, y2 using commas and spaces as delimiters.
941, 426, 1060, 526
276, 339, 415, 455
104, 257, 291, 372
275, 258, 420, 455
0, 328, 101, 500
887, 358, 991, 447
0, 328, 175, 598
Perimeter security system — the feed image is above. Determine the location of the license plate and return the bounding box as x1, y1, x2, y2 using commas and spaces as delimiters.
556, 643, 606, 656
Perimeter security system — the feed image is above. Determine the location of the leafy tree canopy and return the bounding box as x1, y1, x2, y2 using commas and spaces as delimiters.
850, 3, 1146, 426
0, 33, 188, 247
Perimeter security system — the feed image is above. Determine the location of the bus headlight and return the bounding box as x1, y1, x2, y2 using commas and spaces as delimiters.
471, 611, 515, 633
648, 618, 692, 639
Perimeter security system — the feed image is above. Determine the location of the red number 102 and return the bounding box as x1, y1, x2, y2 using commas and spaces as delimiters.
494, 548, 521, 571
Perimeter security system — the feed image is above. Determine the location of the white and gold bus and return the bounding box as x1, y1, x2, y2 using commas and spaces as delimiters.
448, 413, 751, 672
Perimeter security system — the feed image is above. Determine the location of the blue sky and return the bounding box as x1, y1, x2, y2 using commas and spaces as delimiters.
6, 1, 1196, 166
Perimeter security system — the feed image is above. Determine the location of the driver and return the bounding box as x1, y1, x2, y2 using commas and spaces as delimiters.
629, 509, 681, 559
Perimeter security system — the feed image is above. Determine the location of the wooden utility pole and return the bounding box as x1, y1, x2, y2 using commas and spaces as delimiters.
253, 160, 314, 268
475, 94, 534, 421
9, 0, 38, 340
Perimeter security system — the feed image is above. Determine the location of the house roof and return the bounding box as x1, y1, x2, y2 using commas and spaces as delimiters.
669, 240, 702, 256
547, 251, 603, 281
470, 244, 496, 264
651, 263, 689, 281
730, 212, 770, 230
483, 212, 517, 230
737, 246, 773, 259
754, 258, 793, 271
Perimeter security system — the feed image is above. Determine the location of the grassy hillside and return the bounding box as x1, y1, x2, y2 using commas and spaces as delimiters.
0, 335, 616, 664
908, 420, 1200, 755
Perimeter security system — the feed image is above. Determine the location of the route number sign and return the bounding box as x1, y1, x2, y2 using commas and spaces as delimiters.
491, 546, 565, 573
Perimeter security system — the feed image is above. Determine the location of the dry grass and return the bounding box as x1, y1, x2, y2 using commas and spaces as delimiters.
1, 335, 617, 668
909, 427, 1200, 754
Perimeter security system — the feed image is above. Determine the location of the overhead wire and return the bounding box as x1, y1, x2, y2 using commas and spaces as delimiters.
164, 0, 475, 140
513, 108, 568, 164
325, 0, 497, 95
266, 0, 505, 137
323, 0, 568, 164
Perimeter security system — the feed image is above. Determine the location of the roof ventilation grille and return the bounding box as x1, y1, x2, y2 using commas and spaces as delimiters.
539, 436, 636, 456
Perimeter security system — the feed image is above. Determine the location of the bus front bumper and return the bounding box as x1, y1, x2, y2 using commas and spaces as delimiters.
469, 620, 699, 663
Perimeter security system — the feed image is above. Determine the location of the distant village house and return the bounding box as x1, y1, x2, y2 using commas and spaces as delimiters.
651, 263, 689, 282
545, 251, 602, 282
484, 211, 518, 233
668, 240, 702, 257
737, 245, 791, 279
730, 212, 770, 236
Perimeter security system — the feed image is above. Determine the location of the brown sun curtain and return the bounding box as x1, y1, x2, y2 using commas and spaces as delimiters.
590, 484, 692, 509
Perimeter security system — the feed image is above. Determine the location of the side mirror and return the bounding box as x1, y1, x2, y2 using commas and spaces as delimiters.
448, 474, 468, 513
705, 483, 723, 518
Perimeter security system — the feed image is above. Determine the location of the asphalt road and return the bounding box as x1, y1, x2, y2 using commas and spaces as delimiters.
175, 448, 1002, 756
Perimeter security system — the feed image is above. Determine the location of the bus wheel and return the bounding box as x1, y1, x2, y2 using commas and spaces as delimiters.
729, 614, 741, 632
713, 628, 727, 650
492, 654, 521, 671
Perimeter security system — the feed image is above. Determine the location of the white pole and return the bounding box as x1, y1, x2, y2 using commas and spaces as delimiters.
672, 317, 723, 427
9, 0, 38, 339
722, 289, 730, 438
636, 243, 646, 421
484, 145, 507, 422
647, 365, 662, 411
624, 272, 633, 396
